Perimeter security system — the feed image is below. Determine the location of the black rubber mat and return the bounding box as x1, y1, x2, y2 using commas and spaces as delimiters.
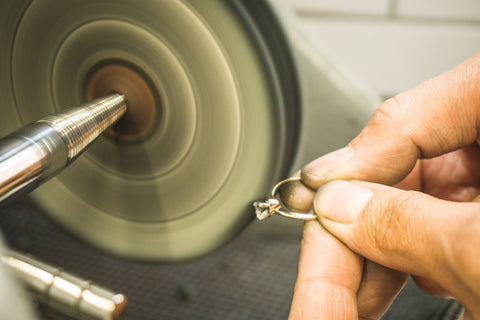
0, 199, 462, 320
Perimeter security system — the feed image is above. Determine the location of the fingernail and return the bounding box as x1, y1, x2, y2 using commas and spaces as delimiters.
302, 147, 353, 181
314, 180, 373, 223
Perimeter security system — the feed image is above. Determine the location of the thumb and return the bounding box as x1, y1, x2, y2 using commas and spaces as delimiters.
313, 180, 480, 310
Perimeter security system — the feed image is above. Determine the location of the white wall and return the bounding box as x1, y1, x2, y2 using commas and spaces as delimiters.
281, 0, 480, 98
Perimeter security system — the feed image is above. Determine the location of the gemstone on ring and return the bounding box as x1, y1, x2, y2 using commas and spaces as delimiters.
253, 198, 280, 220
253, 177, 317, 221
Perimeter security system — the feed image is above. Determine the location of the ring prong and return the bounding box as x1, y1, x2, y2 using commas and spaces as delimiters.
253, 201, 273, 220
253, 177, 317, 221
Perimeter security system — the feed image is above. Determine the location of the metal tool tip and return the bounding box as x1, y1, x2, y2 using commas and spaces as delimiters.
39, 94, 127, 162
112, 294, 128, 319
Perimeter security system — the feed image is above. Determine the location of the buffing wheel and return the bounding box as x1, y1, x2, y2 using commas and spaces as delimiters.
85, 61, 158, 143
0, 0, 298, 260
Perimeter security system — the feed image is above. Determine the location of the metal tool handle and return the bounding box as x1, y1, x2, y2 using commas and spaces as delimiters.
2, 250, 127, 320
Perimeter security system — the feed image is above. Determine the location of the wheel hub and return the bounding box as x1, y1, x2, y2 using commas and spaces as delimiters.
85, 60, 158, 143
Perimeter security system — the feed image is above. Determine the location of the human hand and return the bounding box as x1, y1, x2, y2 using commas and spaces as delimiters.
285, 53, 480, 319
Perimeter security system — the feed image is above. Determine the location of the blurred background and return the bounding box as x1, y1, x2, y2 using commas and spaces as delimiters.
281, 0, 480, 98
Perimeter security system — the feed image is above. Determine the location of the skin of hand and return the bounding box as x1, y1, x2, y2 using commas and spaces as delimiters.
284, 52, 480, 320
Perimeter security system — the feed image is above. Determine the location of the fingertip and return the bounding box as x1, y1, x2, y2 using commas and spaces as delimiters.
279, 180, 315, 213
300, 168, 324, 190
314, 180, 373, 224
301, 147, 353, 189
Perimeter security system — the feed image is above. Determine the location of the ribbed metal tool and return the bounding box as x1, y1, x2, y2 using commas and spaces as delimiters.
0, 94, 127, 203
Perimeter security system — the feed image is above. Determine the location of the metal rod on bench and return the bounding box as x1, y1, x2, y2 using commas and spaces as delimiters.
2, 250, 127, 320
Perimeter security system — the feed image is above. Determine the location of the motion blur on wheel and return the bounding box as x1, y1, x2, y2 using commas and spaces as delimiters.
0, 0, 378, 319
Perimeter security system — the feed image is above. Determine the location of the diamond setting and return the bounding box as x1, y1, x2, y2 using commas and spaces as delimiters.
253, 198, 280, 220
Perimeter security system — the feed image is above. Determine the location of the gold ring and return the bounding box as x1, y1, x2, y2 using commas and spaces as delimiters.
253, 177, 317, 221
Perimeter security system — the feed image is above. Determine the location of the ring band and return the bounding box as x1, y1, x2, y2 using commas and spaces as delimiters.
253, 177, 317, 221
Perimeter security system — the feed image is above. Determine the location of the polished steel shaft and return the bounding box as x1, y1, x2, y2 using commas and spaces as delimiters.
0, 94, 126, 203
2, 250, 127, 320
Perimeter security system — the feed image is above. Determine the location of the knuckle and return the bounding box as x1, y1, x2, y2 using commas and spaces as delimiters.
373, 97, 403, 126
364, 191, 418, 254
372, 97, 423, 158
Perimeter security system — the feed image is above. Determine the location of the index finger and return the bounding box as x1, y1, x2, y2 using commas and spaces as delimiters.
302, 53, 480, 189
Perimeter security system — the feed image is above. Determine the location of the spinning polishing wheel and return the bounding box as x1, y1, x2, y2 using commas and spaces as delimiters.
0, 0, 300, 260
